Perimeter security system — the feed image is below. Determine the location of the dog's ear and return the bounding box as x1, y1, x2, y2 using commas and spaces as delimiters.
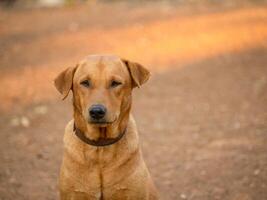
54, 66, 77, 100
122, 59, 150, 88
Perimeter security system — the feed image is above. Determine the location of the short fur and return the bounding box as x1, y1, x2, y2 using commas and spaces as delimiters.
54, 55, 158, 200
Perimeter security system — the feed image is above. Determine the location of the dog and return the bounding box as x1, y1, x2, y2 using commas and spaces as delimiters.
54, 55, 158, 200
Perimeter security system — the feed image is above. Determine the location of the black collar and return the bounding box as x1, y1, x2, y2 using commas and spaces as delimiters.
73, 124, 127, 147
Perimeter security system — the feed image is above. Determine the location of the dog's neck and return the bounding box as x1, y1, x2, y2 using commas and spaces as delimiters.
73, 123, 127, 146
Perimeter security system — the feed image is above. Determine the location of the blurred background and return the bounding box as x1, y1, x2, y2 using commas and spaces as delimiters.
0, 0, 267, 199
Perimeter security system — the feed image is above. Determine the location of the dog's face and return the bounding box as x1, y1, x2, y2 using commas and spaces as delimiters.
73, 56, 132, 126
54, 55, 150, 127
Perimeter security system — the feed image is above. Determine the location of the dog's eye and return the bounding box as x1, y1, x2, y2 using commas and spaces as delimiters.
110, 80, 122, 88
80, 80, 90, 88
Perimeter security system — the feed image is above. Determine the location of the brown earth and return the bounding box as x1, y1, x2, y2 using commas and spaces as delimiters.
0, 1, 267, 200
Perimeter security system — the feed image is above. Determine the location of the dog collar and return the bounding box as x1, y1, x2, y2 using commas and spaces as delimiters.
73, 123, 127, 147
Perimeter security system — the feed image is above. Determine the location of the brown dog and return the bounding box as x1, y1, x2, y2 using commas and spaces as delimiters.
54, 55, 158, 200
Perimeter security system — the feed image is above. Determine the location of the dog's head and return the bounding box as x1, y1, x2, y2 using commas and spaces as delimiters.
54, 55, 150, 128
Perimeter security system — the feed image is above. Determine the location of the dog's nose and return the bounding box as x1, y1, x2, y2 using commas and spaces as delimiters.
89, 105, 106, 120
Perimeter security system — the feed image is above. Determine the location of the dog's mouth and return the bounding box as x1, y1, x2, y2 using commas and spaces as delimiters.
88, 118, 117, 126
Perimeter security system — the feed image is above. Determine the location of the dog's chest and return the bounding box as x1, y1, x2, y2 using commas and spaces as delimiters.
79, 147, 126, 199
62, 128, 141, 199
84, 145, 120, 166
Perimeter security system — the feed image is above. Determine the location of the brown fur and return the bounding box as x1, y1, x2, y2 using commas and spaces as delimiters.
54, 55, 158, 200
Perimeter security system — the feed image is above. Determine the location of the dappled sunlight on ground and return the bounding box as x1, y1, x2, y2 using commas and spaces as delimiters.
0, 4, 267, 110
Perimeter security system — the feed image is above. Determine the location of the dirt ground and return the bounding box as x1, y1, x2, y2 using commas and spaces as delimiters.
0, 1, 267, 200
